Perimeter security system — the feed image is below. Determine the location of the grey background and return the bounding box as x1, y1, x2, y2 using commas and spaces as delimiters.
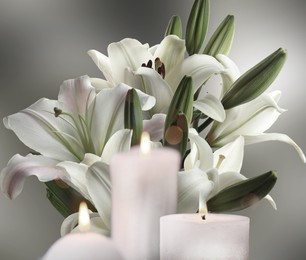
0, 0, 305, 259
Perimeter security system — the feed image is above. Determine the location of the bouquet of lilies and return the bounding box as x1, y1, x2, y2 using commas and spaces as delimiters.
1, 0, 305, 236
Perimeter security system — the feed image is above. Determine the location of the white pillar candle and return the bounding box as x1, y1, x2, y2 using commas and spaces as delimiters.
42, 202, 123, 260
110, 132, 180, 260
160, 213, 250, 260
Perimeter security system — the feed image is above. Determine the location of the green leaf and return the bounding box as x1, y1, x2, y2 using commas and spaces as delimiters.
165, 15, 183, 38
124, 88, 143, 146
204, 15, 235, 56
45, 180, 96, 218
186, 0, 210, 55
207, 171, 277, 212
221, 48, 287, 109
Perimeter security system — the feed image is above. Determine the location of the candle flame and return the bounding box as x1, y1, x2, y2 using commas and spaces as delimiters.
78, 201, 90, 232
140, 132, 151, 155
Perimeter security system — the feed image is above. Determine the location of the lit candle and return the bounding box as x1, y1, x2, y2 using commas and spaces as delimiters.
160, 196, 250, 260
110, 132, 180, 260
42, 202, 123, 260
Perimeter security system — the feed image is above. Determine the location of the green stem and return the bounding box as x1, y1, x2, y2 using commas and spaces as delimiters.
198, 117, 213, 133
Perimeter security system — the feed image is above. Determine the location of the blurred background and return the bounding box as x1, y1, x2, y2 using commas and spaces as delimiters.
0, 0, 305, 259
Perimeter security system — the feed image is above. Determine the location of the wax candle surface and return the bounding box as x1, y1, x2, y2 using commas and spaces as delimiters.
111, 146, 180, 260
160, 213, 250, 260
42, 202, 122, 260
42, 232, 123, 260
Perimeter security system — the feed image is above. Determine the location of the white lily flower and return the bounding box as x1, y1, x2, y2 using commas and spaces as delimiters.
1, 75, 155, 199
208, 91, 285, 146
208, 55, 306, 163
88, 35, 224, 118
178, 130, 277, 213
212, 136, 277, 210
57, 129, 133, 236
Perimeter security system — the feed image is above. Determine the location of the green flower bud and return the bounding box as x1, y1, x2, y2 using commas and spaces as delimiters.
164, 15, 183, 38
204, 15, 235, 56
186, 0, 210, 55
207, 171, 277, 212
124, 89, 143, 146
222, 48, 287, 110
165, 76, 194, 127
164, 76, 193, 156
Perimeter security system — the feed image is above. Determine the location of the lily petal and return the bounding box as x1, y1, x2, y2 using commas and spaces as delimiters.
148, 44, 158, 56
178, 167, 214, 213
218, 171, 246, 191
193, 94, 225, 122
56, 153, 101, 201
184, 129, 213, 171
91, 83, 155, 155
101, 129, 132, 164
209, 91, 285, 146
153, 35, 186, 75
3, 98, 83, 162
58, 76, 95, 120
86, 161, 112, 230
216, 54, 240, 97
213, 136, 245, 173
166, 54, 223, 93
244, 133, 306, 163
0, 154, 62, 199
60, 211, 79, 235
264, 194, 277, 210
90, 78, 113, 92
143, 114, 166, 142
108, 38, 153, 84
135, 67, 173, 114
87, 50, 115, 85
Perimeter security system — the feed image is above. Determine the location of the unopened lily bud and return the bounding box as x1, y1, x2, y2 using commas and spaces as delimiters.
207, 171, 277, 212
124, 88, 143, 146
164, 76, 193, 156
204, 15, 235, 56
221, 48, 287, 109
186, 0, 210, 55
164, 15, 183, 38
165, 76, 194, 127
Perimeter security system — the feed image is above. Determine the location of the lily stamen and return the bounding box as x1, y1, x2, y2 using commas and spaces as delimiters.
216, 154, 226, 169
141, 58, 166, 79
54, 107, 62, 117
155, 57, 166, 79
53, 107, 96, 155
141, 60, 153, 68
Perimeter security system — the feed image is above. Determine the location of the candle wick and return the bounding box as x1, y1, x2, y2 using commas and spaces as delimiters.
201, 214, 206, 220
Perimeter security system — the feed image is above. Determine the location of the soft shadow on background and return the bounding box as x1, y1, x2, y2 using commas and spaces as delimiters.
0, 0, 305, 259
